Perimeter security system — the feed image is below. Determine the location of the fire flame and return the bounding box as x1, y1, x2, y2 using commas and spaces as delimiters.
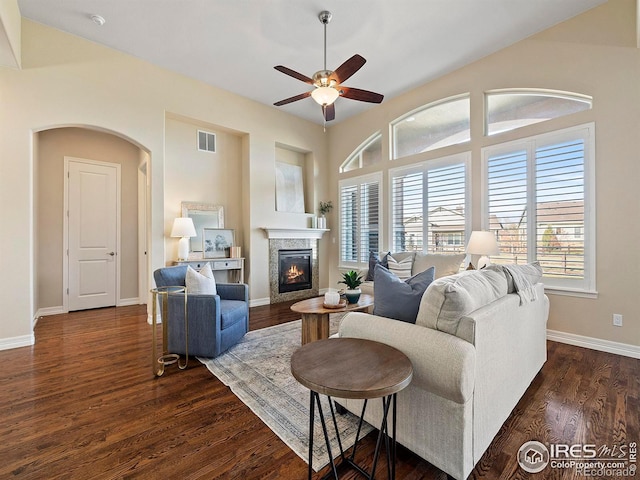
286, 265, 305, 283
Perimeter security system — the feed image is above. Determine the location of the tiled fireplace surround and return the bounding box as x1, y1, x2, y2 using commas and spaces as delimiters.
264, 228, 325, 303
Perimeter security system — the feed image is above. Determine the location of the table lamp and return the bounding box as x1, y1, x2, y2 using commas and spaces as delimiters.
171, 217, 196, 261
466, 231, 499, 270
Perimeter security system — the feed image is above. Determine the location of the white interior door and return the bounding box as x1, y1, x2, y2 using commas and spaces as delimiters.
67, 159, 119, 311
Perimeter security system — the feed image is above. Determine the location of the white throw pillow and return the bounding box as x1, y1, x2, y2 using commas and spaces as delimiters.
413, 252, 465, 279
185, 264, 217, 295
386, 255, 413, 280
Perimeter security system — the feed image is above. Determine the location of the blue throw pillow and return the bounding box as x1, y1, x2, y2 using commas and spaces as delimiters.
373, 264, 435, 323
365, 251, 389, 281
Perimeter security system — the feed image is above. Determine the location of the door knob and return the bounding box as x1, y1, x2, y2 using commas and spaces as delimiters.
107, 252, 116, 256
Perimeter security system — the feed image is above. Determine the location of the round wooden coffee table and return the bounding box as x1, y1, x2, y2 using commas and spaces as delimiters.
290, 294, 374, 345
291, 337, 413, 480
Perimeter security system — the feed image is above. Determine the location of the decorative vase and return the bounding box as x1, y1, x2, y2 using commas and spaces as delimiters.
316, 216, 326, 229
345, 288, 361, 304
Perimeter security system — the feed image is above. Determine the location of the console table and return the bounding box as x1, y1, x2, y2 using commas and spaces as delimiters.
173, 257, 244, 283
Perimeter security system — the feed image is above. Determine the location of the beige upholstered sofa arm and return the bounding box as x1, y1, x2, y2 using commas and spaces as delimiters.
339, 312, 476, 404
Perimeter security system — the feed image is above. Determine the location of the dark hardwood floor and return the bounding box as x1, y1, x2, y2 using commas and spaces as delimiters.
1, 301, 638, 479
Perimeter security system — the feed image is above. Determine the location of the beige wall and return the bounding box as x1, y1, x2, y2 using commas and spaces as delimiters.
36, 127, 141, 309
164, 115, 244, 264
0, 18, 328, 347
327, 0, 640, 348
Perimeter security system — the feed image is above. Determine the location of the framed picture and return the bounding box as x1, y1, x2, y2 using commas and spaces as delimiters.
203, 228, 235, 258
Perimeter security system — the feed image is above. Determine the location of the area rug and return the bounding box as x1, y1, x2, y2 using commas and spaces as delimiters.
198, 315, 373, 471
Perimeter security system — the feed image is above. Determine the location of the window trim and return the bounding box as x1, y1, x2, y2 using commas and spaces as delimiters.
481, 122, 596, 294
338, 171, 383, 269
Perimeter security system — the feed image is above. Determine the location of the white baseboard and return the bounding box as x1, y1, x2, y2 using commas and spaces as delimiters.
118, 297, 140, 306
249, 297, 271, 307
36, 306, 65, 317
547, 329, 640, 359
0, 334, 35, 351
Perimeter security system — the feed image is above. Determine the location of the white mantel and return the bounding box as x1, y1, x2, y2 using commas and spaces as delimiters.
261, 227, 329, 240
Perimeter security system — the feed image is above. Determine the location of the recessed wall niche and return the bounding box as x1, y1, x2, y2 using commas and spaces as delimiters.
274, 143, 314, 214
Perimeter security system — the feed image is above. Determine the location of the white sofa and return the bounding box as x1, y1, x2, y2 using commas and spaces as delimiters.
336, 267, 549, 480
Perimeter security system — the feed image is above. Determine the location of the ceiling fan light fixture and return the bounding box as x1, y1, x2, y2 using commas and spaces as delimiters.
311, 86, 339, 106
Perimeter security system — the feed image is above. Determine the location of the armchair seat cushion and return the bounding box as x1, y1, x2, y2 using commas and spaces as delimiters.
220, 300, 249, 330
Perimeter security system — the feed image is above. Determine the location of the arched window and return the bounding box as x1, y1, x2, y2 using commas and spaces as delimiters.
486, 89, 592, 136
340, 132, 382, 173
391, 94, 470, 160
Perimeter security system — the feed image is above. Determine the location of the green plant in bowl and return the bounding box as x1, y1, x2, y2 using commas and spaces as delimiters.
339, 270, 363, 303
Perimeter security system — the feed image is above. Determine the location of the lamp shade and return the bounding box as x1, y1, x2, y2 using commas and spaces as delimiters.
311, 86, 339, 106
466, 231, 499, 255
171, 217, 196, 238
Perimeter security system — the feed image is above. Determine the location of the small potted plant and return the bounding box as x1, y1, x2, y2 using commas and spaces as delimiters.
317, 201, 333, 229
339, 270, 363, 304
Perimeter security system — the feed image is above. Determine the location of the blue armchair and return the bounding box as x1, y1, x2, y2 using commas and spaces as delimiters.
153, 265, 249, 358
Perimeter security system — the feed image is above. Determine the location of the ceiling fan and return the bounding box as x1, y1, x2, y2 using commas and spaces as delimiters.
273, 10, 384, 123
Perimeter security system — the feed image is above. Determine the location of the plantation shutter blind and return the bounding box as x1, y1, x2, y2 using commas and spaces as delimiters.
340, 184, 358, 263
426, 163, 467, 253
339, 177, 381, 265
359, 182, 380, 263
485, 131, 588, 285
486, 149, 528, 264
535, 139, 585, 279
392, 158, 467, 254
392, 171, 423, 252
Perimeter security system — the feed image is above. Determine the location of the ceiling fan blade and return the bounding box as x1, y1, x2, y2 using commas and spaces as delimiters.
339, 86, 384, 104
274, 65, 314, 84
274, 91, 311, 106
323, 103, 336, 122
331, 54, 366, 84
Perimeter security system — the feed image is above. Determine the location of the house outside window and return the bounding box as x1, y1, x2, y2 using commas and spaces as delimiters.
339, 173, 382, 267
482, 123, 595, 293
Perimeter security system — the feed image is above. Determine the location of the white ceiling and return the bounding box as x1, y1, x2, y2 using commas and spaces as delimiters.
16, 0, 606, 125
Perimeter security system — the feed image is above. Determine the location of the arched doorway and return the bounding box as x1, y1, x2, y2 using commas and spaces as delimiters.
34, 126, 150, 316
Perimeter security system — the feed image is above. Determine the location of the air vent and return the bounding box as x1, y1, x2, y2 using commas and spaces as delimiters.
197, 130, 216, 153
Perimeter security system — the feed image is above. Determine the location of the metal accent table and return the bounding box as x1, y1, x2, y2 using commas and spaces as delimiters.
150, 286, 188, 376
291, 338, 413, 479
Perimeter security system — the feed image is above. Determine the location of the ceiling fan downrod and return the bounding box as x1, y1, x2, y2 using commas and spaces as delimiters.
318, 11, 332, 72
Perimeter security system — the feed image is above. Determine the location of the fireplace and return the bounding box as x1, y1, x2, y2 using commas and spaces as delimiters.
278, 249, 313, 293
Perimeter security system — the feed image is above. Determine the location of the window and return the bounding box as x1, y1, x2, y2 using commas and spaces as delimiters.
391, 94, 470, 160
482, 124, 595, 293
339, 173, 382, 267
391, 153, 470, 254
340, 133, 383, 173
486, 89, 592, 136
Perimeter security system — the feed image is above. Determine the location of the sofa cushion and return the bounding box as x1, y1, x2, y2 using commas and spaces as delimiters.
413, 252, 465, 279
373, 264, 435, 323
186, 264, 217, 295
416, 269, 508, 335
386, 255, 413, 280
365, 251, 389, 281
